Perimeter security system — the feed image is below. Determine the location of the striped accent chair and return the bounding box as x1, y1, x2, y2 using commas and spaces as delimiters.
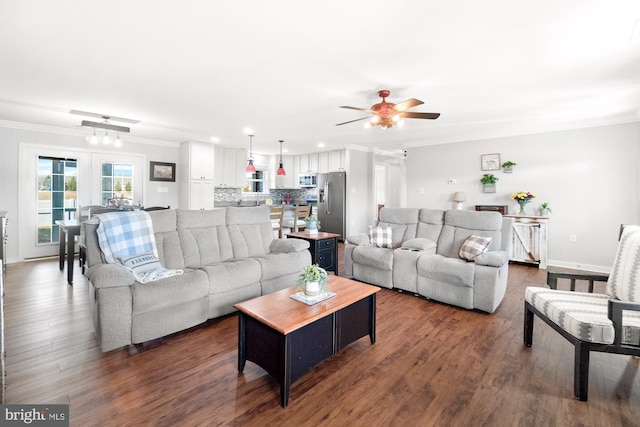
524, 225, 640, 401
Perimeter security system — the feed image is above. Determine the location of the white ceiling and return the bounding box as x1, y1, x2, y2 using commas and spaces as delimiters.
1, 0, 639, 155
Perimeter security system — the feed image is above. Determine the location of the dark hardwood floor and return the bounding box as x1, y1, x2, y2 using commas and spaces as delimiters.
4, 246, 639, 426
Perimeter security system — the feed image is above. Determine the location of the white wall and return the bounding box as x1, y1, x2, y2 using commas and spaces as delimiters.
0, 125, 181, 263
345, 149, 373, 238
405, 122, 640, 271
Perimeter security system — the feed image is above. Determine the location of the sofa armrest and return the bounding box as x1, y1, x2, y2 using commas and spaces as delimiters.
270, 238, 310, 253
401, 238, 437, 252
86, 263, 136, 288
474, 250, 510, 267
346, 233, 369, 246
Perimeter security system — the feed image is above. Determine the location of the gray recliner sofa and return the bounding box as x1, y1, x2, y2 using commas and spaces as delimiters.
83, 206, 311, 352
345, 208, 512, 313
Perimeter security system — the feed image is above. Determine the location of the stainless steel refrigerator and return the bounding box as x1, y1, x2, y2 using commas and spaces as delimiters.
317, 171, 346, 241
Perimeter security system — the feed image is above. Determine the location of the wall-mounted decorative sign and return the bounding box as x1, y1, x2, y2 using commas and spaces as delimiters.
481, 153, 501, 171
150, 161, 176, 182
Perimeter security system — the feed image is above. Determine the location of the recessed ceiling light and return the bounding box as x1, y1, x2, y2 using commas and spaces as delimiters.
243, 127, 254, 135
283, 148, 289, 153
317, 142, 325, 148
210, 137, 220, 143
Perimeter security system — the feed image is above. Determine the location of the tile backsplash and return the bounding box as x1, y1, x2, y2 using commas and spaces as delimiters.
214, 187, 318, 205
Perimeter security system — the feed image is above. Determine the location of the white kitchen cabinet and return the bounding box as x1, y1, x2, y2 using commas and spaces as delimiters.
190, 181, 215, 210
188, 142, 215, 180
308, 153, 318, 173
293, 156, 301, 178
214, 147, 247, 187
317, 152, 329, 173
328, 150, 345, 171
179, 141, 216, 210
299, 155, 309, 174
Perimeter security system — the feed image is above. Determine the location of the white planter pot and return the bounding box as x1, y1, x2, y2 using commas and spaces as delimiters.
305, 281, 321, 297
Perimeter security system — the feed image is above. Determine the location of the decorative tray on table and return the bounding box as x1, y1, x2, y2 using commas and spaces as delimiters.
290, 291, 336, 306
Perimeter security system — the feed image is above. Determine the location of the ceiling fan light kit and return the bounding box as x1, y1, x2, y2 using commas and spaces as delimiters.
337, 89, 440, 129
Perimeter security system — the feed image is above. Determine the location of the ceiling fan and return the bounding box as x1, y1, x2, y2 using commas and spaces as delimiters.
336, 89, 440, 128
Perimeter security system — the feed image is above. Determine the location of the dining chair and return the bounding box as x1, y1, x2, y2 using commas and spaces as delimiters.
524, 224, 640, 401
282, 205, 311, 233
269, 206, 285, 239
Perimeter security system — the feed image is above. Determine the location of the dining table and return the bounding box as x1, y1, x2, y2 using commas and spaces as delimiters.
55, 219, 81, 285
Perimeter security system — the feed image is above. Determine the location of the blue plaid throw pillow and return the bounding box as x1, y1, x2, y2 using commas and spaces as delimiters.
369, 226, 393, 248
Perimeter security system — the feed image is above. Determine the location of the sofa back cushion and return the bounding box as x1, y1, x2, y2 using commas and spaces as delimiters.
437, 210, 504, 259
377, 208, 420, 247
226, 206, 275, 258
416, 209, 445, 242
177, 209, 233, 268
148, 209, 185, 270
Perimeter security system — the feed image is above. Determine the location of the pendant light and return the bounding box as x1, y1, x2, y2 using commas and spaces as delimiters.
276, 140, 286, 176
246, 134, 256, 173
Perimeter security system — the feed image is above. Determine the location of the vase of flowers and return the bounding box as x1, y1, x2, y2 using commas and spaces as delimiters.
296, 264, 328, 297
511, 191, 536, 215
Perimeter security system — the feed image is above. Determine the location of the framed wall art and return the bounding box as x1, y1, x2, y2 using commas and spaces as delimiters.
481, 153, 501, 171
149, 161, 176, 182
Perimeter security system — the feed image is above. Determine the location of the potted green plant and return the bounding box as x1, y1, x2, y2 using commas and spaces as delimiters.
539, 202, 553, 216
296, 264, 328, 296
480, 174, 499, 193
304, 215, 321, 232
502, 161, 517, 173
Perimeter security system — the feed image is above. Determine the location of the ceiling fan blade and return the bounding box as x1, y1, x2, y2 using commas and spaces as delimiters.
335, 117, 371, 126
339, 106, 374, 113
399, 111, 440, 120
394, 98, 424, 111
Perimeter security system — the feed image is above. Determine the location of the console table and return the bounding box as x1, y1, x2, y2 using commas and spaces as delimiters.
286, 231, 340, 275
504, 215, 549, 269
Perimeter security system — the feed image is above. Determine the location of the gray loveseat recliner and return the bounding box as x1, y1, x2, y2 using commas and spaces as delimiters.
344, 208, 512, 313
84, 206, 311, 352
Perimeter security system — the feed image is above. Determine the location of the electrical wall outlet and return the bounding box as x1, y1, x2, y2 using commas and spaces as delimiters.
569, 234, 577, 243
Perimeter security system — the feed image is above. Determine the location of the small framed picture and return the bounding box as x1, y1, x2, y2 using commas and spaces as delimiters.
481, 153, 501, 171
150, 161, 176, 182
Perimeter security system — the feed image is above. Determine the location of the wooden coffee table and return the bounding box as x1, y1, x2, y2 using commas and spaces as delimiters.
234, 276, 380, 407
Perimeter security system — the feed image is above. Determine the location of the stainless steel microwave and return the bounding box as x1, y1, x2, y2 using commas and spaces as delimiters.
299, 174, 317, 187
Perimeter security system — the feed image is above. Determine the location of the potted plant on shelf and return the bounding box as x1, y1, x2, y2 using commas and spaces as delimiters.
304, 215, 321, 233
480, 174, 499, 193
296, 264, 328, 297
502, 161, 517, 173
539, 202, 553, 216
